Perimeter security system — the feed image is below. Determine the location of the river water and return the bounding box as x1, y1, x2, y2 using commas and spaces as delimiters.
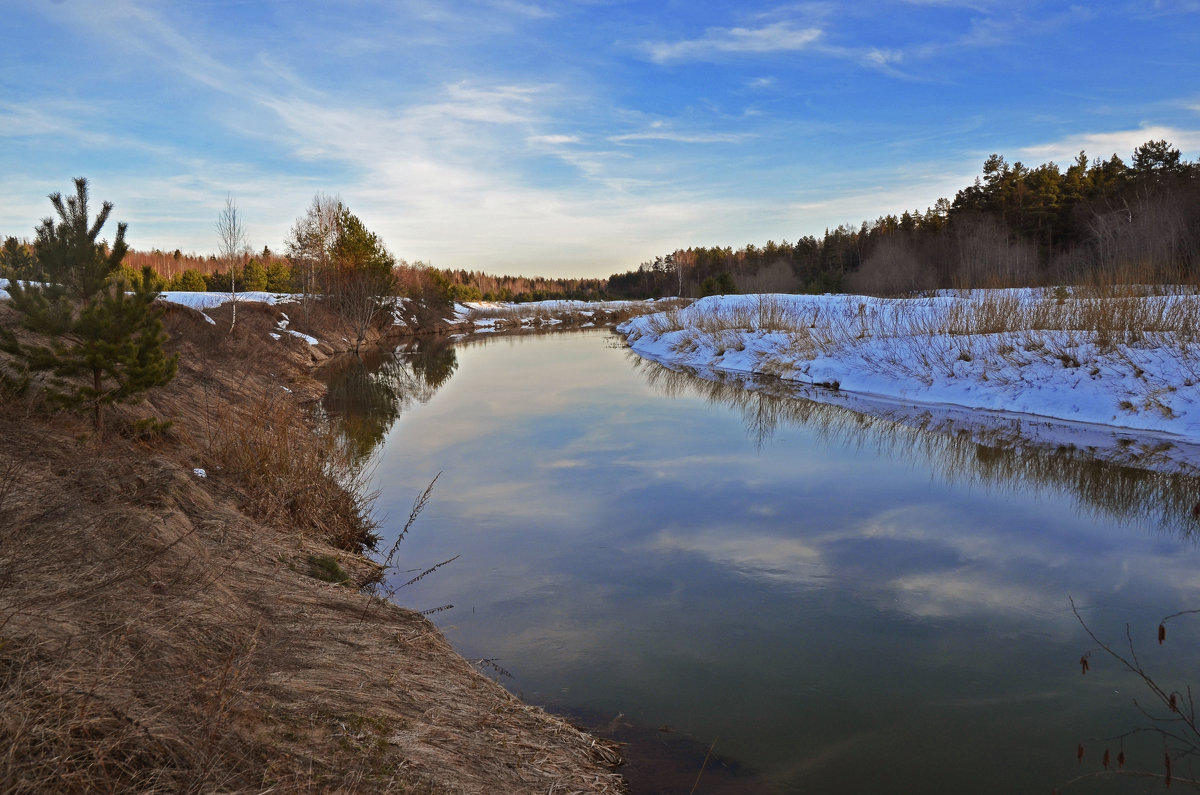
325, 328, 1200, 793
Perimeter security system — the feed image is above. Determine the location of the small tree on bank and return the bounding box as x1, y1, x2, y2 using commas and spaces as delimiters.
285, 197, 398, 351
0, 178, 177, 439
285, 193, 342, 323
215, 193, 247, 333
328, 207, 396, 352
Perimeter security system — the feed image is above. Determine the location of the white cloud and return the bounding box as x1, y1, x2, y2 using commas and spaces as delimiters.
528, 134, 581, 145
862, 47, 903, 68
644, 22, 823, 63
1018, 124, 1200, 164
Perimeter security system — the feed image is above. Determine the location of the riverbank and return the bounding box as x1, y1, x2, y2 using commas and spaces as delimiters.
0, 295, 625, 792
619, 289, 1200, 475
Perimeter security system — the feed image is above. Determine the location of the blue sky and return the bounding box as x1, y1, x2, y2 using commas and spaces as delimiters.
2, 0, 1198, 278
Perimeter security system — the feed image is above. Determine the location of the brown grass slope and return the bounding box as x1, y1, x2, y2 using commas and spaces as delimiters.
0, 299, 624, 793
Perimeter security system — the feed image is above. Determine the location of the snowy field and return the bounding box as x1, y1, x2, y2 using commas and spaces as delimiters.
619, 289, 1200, 473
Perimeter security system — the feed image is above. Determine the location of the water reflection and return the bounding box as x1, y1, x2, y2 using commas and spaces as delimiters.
636, 359, 1200, 539
364, 331, 1200, 793
321, 336, 458, 461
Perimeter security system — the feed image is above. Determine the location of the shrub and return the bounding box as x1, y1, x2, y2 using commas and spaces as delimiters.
307, 553, 352, 586
171, 269, 208, 292
241, 258, 268, 292
265, 261, 293, 292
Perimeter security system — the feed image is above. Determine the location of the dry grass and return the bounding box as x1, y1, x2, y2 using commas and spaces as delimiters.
0, 299, 626, 793
200, 387, 379, 552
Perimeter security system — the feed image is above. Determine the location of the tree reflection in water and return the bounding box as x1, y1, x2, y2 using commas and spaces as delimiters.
320, 337, 458, 463
634, 357, 1200, 540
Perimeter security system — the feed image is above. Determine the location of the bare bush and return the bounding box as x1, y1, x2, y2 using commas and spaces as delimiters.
953, 214, 1038, 288
846, 236, 936, 296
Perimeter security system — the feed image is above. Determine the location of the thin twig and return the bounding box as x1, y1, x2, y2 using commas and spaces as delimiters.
690, 736, 718, 795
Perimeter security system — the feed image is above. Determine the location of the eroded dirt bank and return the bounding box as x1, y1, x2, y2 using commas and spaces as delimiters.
0, 299, 624, 793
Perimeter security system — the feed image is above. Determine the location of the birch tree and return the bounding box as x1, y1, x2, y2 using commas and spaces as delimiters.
215, 194, 248, 332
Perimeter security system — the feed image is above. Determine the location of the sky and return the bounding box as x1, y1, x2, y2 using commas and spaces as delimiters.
2, 1, 1199, 278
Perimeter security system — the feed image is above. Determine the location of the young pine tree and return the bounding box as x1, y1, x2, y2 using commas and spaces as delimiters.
0, 178, 177, 439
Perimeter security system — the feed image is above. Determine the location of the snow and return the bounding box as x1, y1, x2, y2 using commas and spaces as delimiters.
619, 290, 1200, 473
157, 290, 295, 310
283, 329, 320, 345
153, 290, 319, 344
5, 284, 324, 346
455, 298, 661, 331
462, 298, 648, 315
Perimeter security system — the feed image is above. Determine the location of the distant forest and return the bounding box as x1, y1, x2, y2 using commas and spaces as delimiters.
605, 138, 1200, 299
3, 139, 1197, 301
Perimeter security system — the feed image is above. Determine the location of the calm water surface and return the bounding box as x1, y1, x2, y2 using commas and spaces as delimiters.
328, 329, 1200, 793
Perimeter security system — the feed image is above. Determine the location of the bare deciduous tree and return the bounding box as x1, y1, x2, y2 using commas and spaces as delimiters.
216, 194, 248, 332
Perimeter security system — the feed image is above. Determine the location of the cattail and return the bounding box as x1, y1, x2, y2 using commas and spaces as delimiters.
1102, 749, 1110, 769
1170, 693, 1179, 712
1160, 623, 1167, 644
1117, 750, 1125, 769
1080, 655, 1090, 675
1077, 744, 1085, 763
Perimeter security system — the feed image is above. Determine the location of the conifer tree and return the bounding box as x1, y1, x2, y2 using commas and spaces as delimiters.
0, 178, 177, 439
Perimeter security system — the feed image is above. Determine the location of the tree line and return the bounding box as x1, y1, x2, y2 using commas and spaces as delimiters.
4, 139, 1196, 302
605, 138, 1200, 298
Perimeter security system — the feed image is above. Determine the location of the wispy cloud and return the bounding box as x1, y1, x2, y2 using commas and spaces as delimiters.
527, 134, 580, 145
644, 21, 823, 63
641, 18, 914, 76
0, 101, 119, 147
484, 0, 555, 18
609, 125, 753, 144
899, 0, 993, 7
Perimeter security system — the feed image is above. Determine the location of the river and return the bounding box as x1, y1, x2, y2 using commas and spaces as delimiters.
324, 328, 1200, 793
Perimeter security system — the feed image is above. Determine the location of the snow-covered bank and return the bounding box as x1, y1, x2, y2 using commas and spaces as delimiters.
4, 282, 665, 339
619, 290, 1200, 473
455, 298, 671, 332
